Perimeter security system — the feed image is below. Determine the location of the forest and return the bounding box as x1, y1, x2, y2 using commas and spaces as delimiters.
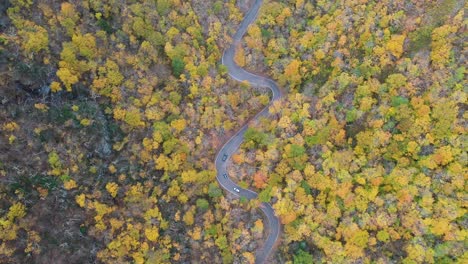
0, 0, 466, 263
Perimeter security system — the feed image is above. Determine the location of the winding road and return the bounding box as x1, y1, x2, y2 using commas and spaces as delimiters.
215, 1, 282, 263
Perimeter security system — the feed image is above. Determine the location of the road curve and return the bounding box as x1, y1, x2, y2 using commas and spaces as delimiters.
215, 1, 282, 263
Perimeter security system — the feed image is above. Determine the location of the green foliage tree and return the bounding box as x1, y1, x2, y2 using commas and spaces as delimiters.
294, 249, 314, 264
196, 198, 209, 211
171, 57, 185, 77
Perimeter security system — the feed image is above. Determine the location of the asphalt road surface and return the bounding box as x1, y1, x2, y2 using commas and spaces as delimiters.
215, 1, 282, 263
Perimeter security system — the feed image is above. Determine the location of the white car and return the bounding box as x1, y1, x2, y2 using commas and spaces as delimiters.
233, 187, 240, 193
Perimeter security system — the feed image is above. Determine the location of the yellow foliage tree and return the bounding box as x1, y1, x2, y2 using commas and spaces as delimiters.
144, 226, 159, 241
283, 59, 302, 88
183, 210, 194, 226
19, 21, 49, 53
234, 44, 246, 67
106, 182, 119, 198
386, 34, 405, 58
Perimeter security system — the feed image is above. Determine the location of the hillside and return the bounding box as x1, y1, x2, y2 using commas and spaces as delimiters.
0, 0, 466, 263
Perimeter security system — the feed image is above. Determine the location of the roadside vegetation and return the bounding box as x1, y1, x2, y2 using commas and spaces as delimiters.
1, 0, 266, 263
231, 0, 466, 262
